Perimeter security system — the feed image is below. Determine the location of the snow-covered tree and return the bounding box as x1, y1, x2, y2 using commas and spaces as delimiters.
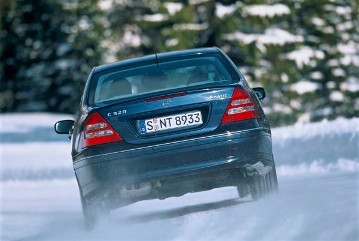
0, 0, 105, 113
285, 0, 359, 122
221, 1, 301, 125
1, 0, 358, 126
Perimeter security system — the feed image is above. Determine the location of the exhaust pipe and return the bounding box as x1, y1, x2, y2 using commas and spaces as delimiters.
120, 182, 152, 199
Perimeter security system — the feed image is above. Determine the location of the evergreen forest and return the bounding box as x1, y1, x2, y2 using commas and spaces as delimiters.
1, 0, 358, 126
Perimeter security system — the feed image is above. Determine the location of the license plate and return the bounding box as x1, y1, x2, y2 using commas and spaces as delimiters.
139, 111, 203, 134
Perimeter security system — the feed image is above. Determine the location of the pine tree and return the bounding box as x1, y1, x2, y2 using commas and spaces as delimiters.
0, 0, 105, 113
97, 1, 154, 61
2, 0, 357, 124
129, 0, 358, 125
219, 0, 301, 125
285, 0, 359, 122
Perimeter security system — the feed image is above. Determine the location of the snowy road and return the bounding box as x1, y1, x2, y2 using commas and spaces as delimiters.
1, 173, 358, 241
1, 114, 358, 241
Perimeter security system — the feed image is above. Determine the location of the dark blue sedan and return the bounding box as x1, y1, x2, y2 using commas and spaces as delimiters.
55, 47, 278, 229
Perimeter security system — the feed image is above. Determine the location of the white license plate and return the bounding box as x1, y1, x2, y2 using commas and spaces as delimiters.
139, 111, 203, 134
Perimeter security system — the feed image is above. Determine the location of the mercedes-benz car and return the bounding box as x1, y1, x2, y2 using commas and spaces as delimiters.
54, 47, 278, 229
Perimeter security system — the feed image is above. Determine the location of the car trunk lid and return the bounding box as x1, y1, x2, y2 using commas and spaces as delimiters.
96, 86, 235, 144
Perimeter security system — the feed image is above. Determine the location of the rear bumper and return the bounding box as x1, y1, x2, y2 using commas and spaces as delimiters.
74, 127, 274, 201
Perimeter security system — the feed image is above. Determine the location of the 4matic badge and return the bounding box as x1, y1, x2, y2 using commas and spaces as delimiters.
209, 94, 227, 100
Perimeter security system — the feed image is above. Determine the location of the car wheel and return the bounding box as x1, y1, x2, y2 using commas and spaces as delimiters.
79, 189, 110, 230
266, 165, 279, 193
236, 164, 278, 201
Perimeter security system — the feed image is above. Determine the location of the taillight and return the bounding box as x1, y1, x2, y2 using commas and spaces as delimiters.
221, 88, 259, 124
82, 112, 122, 148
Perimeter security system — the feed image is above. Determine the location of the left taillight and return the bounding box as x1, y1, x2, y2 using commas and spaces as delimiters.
82, 112, 122, 148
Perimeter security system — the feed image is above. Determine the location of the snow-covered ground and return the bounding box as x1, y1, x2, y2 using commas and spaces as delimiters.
1, 113, 358, 241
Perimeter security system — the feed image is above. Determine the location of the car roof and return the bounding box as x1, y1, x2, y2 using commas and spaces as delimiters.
93, 47, 222, 73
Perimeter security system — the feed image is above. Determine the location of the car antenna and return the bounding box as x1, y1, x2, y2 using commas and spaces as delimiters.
155, 53, 159, 68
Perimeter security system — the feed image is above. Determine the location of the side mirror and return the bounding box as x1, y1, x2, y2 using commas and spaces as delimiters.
252, 87, 266, 100
54, 120, 75, 134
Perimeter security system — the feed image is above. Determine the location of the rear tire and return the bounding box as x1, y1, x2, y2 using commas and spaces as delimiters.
79, 189, 110, 231
267, 165, 279, 193
236, 164, 278, 201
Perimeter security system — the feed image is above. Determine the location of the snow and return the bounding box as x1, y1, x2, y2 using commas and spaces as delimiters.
189, 0, 209, 5
141, 14, 168, 22
338, 42, 358, 55
334, 6, 352, 15
98, 0, 112, 10
165, 38, 179, 47
290, 80, 320, 94
216, 3, 236, 18
327, 81, 336, 89
337, 42, 359, 67
1, 142, 73, 181
312, 17, 326, 27
281, 73, 289, 83
277, 159, 359, 177
123, 29, 141, 48
164, 2, 183, 16
0, 113, 73, 134
322, 25, 335, 34
287, 47, 324, 68
1, 113, 358, 240
173, 23, 208, 31
310, 71, 323, 80
225, 28, 303, 47
55, 59, 76, 70
79, 19, 91, 30
244, 4, 290, 18
340, 77, 359, 92
272, 117, 359, 142
330, 91, 344, 102
337, 21, 353, 31
273, 103, 292, 114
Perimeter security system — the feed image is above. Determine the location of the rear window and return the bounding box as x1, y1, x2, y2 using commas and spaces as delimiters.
89, 55, 236, 105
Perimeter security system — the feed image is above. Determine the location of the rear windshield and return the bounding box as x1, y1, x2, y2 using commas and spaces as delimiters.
89, 55, 237, 105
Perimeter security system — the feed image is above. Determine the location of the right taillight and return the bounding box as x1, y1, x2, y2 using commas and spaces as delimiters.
82, 112, 123, 148
221, 88, 259, 124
